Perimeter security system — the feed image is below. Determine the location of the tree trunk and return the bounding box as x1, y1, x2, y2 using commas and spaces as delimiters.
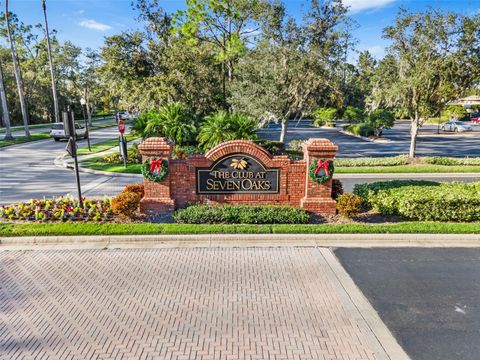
5, 0, 30, 136
409, 117, 419, 158
279, 119, 287, 143
42, 0, 60, 123
0, 59, 13, 140
86, 101, 92, 126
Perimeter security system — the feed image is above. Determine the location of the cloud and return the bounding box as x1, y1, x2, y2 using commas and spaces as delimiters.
366, 45, 385, 58
343, 0, 397, 13
79, 19, 112, 31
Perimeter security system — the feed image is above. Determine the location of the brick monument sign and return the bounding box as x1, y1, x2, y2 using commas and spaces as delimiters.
138, 137, 338, 215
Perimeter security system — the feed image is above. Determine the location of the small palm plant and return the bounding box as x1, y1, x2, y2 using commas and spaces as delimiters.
197, 111, 257, 150
141, 110, 165, 138
229, 113, 258, 141
159, 102, 196, 146
197, 110, 232, 150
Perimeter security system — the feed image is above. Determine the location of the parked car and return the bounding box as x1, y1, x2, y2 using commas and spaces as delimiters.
115, 111, 131, 122
50, 123, 87, 141
441, 120, 473, 132
470, 112, 480, 125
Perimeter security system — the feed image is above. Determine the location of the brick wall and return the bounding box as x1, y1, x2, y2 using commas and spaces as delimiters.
139, 138, 338, 215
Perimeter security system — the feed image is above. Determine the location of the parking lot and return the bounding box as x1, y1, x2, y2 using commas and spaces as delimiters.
257, 119, 480, 158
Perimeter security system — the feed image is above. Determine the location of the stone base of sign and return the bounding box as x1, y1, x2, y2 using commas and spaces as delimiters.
138, 138, 339, 216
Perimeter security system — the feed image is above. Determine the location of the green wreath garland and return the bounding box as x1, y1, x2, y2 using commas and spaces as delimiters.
142, 157, 169, 182
308, 159, 334, 184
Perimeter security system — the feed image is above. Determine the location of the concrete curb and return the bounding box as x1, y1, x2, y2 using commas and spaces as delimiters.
54, 154, 143, 178
1, 233, 479, 250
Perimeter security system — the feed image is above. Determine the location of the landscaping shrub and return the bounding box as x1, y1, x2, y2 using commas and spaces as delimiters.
332, 179, 344, 200
173, 204, 310, 224
336, 193, 363, 218
111, 191, 141, 219
393, 183, 480, 221
312, 107, 337, 127
367, 109, 395, 136
342, 106, 365, 123
102, 143, 142, 165
354, 180, 440, 205
324, 120, 336, 127
335, 155, 409, 167
173, 145, 204, 159
123, 184, 144, 198
354, 180, 480, 222
255, 140, 285, 155
0, 196, 112, 222
441, 105, 468, 121
422, 156, 480, 166
288, 139, 305, 151
344, 123, 375, 137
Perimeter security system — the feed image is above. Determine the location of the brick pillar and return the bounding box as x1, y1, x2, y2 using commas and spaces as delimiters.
139, 137, 175, 214
300, 138, 338, 215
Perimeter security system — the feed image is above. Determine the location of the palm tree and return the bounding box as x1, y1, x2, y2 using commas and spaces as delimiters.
0, 58, 13, 140
5, 0, 29, 136
42, 0, 59, 123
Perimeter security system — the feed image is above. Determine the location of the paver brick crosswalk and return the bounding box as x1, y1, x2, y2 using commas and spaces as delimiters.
0, 248, 377, 359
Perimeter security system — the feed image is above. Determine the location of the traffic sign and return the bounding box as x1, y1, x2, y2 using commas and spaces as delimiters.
65, 137, 76, 157
118, 120, 126, 134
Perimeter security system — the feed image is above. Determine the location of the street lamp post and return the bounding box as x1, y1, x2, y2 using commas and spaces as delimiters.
80, 97, 91, 152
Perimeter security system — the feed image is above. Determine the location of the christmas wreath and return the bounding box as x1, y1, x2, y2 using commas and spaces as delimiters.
142, 157, 169, 182
308, 159, 334, 184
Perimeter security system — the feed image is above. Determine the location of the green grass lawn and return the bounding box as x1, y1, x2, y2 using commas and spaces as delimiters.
77, 133, 139, 155
0, 133, 51, 148
335, 164, 480, 173
82, 161, 143, 174
1, 221, 479, 237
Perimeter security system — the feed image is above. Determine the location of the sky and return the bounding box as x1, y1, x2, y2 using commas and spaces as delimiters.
6, 0, 480, 62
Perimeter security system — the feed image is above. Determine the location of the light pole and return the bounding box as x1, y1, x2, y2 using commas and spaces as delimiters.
80, 97, 91, 151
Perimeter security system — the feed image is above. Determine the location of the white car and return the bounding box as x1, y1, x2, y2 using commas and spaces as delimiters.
441, 120, 473, 132
50, 123, 87, 141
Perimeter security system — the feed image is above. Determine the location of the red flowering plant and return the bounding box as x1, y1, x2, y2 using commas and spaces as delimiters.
0, 195, 113, 222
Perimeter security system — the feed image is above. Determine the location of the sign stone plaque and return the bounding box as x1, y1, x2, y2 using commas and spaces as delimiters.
196, 154, 280, 194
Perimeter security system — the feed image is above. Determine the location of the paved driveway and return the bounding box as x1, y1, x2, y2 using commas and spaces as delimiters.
335, 248, 480, 360
0, 248, 387, 360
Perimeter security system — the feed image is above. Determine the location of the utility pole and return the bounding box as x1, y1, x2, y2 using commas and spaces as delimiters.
0, 58, 13, 140
42, 0, 60, 123
5, 0, 30, 136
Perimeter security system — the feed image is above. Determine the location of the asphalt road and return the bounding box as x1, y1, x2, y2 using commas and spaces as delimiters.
257, 119, 480, 158
0, 117, 116, 138
0, 124, 136, 204
334, 248, 480, 360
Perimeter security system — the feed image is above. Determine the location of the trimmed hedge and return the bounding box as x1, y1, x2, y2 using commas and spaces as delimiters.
354, 180, 480, 222
335, 155, 409, 167
422, 157, 480, 166
173, 204, 310, 224
343, 123, 374, 137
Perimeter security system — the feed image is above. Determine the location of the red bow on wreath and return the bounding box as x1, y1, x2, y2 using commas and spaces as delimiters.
315, 160, 330, 176
149, 158, 163, 173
